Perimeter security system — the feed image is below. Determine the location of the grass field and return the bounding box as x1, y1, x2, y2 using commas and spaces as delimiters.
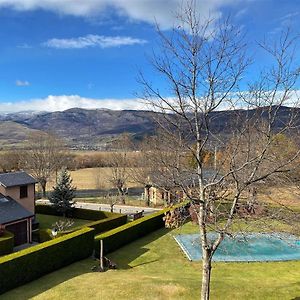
46, 167, 143, 191
36, 214, 91, 230
2, 221, 300, 300
258, 185, 300, 207
44, 166, 300, 205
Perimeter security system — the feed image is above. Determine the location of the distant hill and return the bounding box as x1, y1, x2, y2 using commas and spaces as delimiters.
0, 106, 299, 149
0, 121, 43, 149
0, 109, 158, 149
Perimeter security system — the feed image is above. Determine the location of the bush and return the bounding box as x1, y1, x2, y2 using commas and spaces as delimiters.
33, 229, 53, 243
0, 231, 14, 256
39, 229, 53, 242
0, 227, 94, 295
94, 202, 188, 255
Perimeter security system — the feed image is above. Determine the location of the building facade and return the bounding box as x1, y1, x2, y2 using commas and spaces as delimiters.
0, 172, 37, 246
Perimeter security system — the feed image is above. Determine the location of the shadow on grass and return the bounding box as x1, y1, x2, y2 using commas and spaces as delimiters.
1, 258, 96, 300
105, 227, 171, 270
1, 227, 171, 299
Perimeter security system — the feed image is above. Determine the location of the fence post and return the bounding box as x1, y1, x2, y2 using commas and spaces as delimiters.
100, 240, 104, 271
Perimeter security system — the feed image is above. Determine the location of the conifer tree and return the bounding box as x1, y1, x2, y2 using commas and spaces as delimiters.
49, 168, 76, 216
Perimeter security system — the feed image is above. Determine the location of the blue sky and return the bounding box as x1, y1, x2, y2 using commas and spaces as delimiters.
0, 0, 299, 112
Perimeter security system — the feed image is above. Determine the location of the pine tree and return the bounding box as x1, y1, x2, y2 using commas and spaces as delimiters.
49, 168, 76, 216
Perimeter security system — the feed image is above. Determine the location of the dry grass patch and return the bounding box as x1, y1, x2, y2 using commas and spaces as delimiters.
46, 167, 143, 190
258, 185, 300, 207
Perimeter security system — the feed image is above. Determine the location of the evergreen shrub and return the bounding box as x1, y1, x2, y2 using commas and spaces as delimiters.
0, 231, 14, 256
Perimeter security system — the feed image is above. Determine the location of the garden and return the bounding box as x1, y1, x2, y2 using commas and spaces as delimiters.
0, 199, 182, 295
34, 204, 127, 242
1, 221, 300, 300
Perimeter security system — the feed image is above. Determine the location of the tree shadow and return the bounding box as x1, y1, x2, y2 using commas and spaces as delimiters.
105, 227, 171, 270
1, 227, 171, 299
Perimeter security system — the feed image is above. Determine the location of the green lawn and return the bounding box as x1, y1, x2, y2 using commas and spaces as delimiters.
2, 222, 300, 300
36, 214, 91, 230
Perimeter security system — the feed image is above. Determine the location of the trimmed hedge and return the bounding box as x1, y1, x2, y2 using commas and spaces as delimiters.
71, 208, 115, 221
0, 231, 14, 256
36, 204, 119, 220
35, 204, 59, 216
39, 229, 53, 242
94, 202, 188, 255
32, 229, 53, 243
0, 227, 94, 295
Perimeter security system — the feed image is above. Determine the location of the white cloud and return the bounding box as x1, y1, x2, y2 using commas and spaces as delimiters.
15, 80, 30, 86
0, 95, 147, 113
1, 90, 298, 114
43, 34, 147, 49
0, 0, 244, 29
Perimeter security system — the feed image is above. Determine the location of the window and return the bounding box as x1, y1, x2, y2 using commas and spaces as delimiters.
20, 185, 28, 199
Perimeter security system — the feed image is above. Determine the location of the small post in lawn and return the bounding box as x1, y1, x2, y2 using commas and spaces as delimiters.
99, 239, 104, 271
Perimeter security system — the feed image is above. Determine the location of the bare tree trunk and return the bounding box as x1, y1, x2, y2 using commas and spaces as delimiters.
119, 193, 125, 205
199, 201, 212, 300
145, 186, 150, 207
201, 252, 212, 300
117, 187, 126, 204
41, 180, 47, 198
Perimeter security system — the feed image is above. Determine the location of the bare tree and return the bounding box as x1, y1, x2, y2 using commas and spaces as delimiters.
138, 3, 300, 299
108, 134, 132, 204
21, 132, 66, 198
0, 150, 21, 172
105, 192, 119, 212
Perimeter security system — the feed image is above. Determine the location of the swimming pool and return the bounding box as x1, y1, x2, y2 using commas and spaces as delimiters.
174, 233, 300, 262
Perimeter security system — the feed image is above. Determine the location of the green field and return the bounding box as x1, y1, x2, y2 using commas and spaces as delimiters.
2, 222, 300, 300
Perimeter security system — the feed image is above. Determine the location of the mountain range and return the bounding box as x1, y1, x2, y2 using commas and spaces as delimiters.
0, 106, 298, 150
0, 108, 157, 149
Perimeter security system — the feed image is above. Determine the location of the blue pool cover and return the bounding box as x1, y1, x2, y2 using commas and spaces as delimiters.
174, 233, 300, 262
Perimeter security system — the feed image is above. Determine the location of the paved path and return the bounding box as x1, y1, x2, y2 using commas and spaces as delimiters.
75, 202, 160, 215
36, 199, 160, 215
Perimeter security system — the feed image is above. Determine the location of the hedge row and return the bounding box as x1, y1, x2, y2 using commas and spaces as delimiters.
35, 204, 115, 220
94, 202, 188, 255
0, 231, 14, 256
0, 227, 95, 295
